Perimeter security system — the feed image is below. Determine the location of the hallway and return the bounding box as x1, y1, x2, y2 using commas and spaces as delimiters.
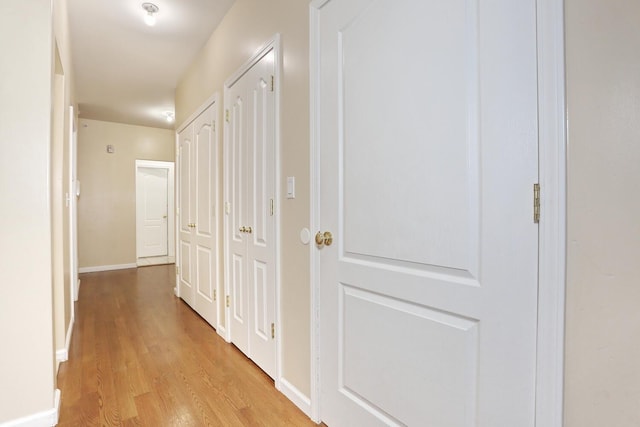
56, 265, 316, 426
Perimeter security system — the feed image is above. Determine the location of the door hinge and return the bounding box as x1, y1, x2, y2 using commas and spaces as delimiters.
213, 289, 217, 301
270, 75, 274, 92
225, 109, 230, 122
270, 198, 274, 216
226, 295, 230, 308
271, 323, 275, 339
533, 183, 541, 223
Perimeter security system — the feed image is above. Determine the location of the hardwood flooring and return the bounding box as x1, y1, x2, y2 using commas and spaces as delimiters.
56, 265, 317, 426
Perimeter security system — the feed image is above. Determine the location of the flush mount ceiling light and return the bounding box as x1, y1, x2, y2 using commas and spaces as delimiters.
142, 3, 159, 26
164, 111, 175, 123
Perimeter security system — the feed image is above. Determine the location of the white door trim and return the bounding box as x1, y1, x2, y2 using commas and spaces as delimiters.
223, 33, 282, 387
534, 0, 567, 424
308, 0, 567, 424
135, 159, 175, 259
69, 105, 78, 308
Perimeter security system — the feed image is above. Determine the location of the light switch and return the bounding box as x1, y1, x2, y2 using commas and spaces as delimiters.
286, 176, 295, 199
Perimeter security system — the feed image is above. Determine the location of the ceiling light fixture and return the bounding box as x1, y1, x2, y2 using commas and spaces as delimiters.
165, 111, 175, 123
142, 3, 159, 27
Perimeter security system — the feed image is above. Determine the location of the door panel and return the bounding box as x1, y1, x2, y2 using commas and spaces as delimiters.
225, 48, 277, 378
193, 105, 218, 328
317, 0, 539, 426
178, 127, 194, 308
246, 51, 276, 378
138, 167, 168, 257
228, 83, 249, 354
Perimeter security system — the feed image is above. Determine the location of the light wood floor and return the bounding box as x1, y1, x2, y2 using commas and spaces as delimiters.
57, 265, 318, 426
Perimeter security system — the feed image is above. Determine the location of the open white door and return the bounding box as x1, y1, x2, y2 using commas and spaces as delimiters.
313, 0, 540, 425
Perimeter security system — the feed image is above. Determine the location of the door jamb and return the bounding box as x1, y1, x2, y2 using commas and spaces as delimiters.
308, 0, 567, 424
135, 159, 175, 260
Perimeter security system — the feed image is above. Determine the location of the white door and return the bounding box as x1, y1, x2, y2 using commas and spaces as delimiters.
178, 127, 195, 308
315, 0, 539, 426
225, 47, 277, 378
192, 104, 219, 328
228, 79, 250, 354
177, 102, 219, 328
137, 167, 168, 257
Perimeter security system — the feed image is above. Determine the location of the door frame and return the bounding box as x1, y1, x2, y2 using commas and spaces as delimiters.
69, 105, 79, 306
222, 33, 282, 386
308, 0, 567, 425
135, 159, 175, 259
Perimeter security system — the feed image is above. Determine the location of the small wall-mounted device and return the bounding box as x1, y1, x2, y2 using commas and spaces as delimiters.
106, 144, 115, 153
286, 176, 295, 199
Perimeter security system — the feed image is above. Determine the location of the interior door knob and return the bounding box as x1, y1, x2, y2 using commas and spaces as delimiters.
315, 231, 333, 247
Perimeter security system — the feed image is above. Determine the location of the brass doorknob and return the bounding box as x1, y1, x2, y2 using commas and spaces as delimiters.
239, 226, 246, 233
246, 226, 252, 234
315, 231, 333, 247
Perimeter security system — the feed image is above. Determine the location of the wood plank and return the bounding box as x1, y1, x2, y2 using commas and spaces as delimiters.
56, 265, 320, 426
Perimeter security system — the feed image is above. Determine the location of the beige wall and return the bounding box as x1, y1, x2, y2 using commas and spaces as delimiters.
0, 0, 56, 422
565, 0, 640, 425
175, 0, 311, 395
77, 119, 174, 268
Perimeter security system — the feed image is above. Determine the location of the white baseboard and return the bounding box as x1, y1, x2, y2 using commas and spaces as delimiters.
55, 348, 67, 364
0, 389, 60, 427
56, 314, 75, 365
277, 378, 312, 419
74, 279, 80, 301
79, 263, 137, 273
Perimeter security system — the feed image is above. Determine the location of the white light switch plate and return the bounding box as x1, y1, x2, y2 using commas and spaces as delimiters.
287, 176, 295, 199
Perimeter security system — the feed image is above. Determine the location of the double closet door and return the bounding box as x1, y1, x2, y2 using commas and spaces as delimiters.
177, 102, 219, 329
225, 48, 277, 379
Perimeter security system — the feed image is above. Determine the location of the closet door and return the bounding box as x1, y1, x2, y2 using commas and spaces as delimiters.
245, 51, 276, 378
192, 104, 218, 328
225, 48, 277, 378
177, 102, 219, 329
178, 124, 195, 308
228, 81, 250, 354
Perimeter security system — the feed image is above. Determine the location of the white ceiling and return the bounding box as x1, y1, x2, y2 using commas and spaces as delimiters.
68, 0, 235, 129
